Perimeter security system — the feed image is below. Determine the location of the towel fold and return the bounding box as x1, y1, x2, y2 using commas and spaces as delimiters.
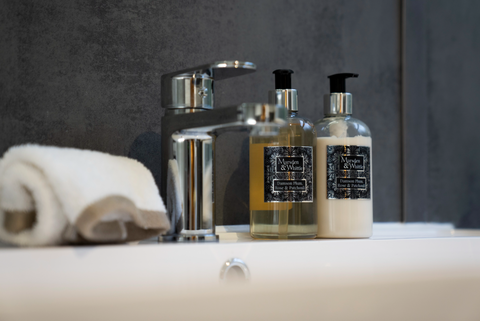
0, 145, 170, 246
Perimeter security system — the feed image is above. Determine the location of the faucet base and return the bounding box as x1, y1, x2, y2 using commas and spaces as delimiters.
158, 234, 219, 243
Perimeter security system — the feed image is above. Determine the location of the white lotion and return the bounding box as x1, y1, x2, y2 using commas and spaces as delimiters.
316, 136, 372, 238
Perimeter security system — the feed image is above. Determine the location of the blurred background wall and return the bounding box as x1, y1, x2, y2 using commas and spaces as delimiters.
0, 0, 478, 227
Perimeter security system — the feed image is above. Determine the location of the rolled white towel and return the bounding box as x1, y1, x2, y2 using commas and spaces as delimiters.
0, 144, 170, 246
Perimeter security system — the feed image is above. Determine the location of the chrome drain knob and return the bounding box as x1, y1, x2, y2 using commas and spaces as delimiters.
220, 258, 250, 283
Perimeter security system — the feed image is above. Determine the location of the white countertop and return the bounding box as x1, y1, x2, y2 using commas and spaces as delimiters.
1, 223, 480, 321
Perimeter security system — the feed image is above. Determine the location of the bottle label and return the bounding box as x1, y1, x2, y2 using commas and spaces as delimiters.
326, 145, 371, 199
264, 146, 313, 202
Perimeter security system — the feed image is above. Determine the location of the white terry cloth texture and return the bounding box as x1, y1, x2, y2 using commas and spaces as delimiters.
0, 145, 170, 246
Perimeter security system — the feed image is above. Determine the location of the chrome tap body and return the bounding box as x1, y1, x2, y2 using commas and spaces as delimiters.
160, 61, 286, 240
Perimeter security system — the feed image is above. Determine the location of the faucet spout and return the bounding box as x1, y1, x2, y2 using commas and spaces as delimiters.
160, 103, 286, 240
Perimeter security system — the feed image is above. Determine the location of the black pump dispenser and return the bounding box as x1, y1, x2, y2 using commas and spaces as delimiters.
324, 73, 358, 115
273, 69, 294, 89
269, 69, 298, 111
328, 73, 358, 93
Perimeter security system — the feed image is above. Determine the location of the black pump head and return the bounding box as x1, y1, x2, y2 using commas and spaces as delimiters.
273, 69, 294, 89
328, 73, 358, 93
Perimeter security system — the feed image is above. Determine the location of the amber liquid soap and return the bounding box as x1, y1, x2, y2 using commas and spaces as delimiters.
250, 111, 317, 239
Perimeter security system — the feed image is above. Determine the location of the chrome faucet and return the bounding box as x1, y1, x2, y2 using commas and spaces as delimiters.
160, 61, 286, 241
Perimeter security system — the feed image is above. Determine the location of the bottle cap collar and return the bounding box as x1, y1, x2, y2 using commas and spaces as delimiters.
269, 89, 298, 112
324, 93, 352, 115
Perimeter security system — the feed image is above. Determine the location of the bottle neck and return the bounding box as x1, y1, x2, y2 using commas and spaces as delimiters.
324, 92, 352, 115
289, 110, 298, 117
269, 89, 298, 112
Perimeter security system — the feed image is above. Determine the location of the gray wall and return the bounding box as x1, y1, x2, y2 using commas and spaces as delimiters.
1, 0, 478, 227
425, 0, 480, 227
401, 0, 480, 228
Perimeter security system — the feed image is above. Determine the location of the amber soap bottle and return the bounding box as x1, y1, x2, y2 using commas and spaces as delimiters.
249, 70, 317, 239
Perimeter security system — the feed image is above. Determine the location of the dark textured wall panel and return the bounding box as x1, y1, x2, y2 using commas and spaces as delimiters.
403, 0, 429, 223
426, 0, 480, 227
340, 0, 402, 222
0, 0, 402, 224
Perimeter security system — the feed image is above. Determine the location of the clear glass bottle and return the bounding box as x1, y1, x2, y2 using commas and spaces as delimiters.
249, 70, 317, 239
314, 73, 372, 238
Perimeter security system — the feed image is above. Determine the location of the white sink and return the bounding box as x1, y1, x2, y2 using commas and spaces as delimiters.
1, 223, 480, 321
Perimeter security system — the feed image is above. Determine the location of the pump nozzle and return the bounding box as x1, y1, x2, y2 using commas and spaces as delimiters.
328, 73, 358, 93
324, 73, 359, 115
269, 69, 297, 111
273, 69, 294, 89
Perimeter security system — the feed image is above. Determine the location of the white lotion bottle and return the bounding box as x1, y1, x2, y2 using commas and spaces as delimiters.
314, 73, 372, 238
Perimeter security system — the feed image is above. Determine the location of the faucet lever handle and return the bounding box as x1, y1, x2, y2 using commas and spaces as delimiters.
161, 61, 256, 109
